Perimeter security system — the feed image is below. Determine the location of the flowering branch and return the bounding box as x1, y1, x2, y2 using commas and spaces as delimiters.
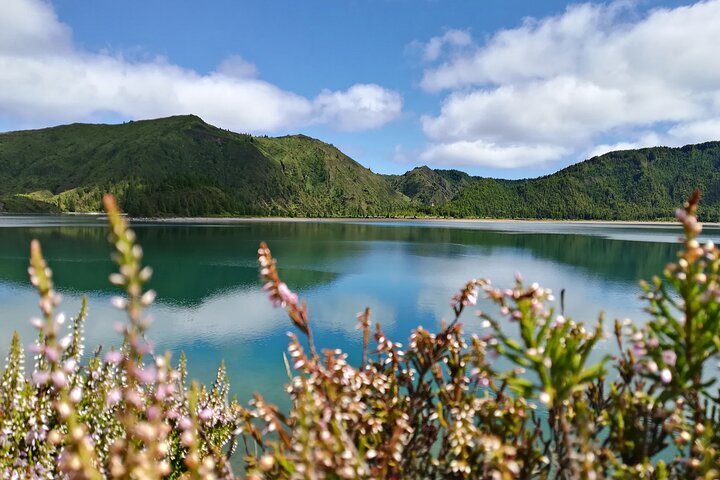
258, 242, 316, 358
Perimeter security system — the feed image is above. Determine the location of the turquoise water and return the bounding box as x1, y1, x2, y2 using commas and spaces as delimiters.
0, 215, 713, 409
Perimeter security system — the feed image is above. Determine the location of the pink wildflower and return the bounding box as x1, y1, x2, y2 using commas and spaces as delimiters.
45, 346, 59, 362
51, 370, 67, 389
464, 288, 478, 306
662, 350, 677, 367
133, 366, 157, 384
106, 389, 121, 406
32, 370, 50, 386
104, 350, 123, 364
277, 282, 298, 307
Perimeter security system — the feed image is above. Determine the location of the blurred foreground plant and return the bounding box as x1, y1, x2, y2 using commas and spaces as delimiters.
248, 190, 720, 480
0, 195, 243, 479
1, 192, 720, 479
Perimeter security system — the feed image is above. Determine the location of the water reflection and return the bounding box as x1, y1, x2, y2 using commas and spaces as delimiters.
0, 216, 716, 407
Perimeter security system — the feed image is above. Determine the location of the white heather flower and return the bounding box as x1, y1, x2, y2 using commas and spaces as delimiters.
259, 455, 275, 471
56, 401, 71, 419
141, 289, 157, 305
646, 360, 658, 374
465, 288, 478, 306
110, 296, 127, 309
69, 387, 82, 404
660, 368, 672, 384
58, 335, 72, 350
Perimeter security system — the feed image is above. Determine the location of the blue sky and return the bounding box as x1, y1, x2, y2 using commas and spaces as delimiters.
1, 0, 717, 178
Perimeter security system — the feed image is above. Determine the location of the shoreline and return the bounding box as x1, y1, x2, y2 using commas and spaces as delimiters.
131, 216, 716, 227
3, 212, 718, 227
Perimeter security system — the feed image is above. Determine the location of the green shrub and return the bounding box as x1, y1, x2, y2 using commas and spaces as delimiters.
1, 191, 720, 478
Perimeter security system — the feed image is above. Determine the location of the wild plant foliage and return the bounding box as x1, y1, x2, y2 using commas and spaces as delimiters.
0, 195, 243, 479
1, 192, 720, 478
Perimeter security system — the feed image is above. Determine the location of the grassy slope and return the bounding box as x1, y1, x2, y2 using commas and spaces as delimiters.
0, 116, 408, 217
254, 135, 408, 216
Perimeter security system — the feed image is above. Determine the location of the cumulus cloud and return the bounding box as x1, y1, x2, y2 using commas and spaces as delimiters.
420, 140, 568, 169
667, 119, 720, 145
0, 0, 402, 132
584, 132, 663, 159
314, 84, 403, 131
418, 1, 720, 169
0, 0, 71, 55
421, 29, 472, 62
215, 55, 259, 79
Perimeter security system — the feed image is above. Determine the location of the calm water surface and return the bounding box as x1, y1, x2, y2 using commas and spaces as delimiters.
0, 215, 716, 409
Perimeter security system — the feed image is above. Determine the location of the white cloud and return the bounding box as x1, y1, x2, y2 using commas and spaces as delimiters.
421, 4, 613, 91
215, 55, 259, 79
421, 140, 568, 169
0, 0, 402, 132
422, 29, 472, 62
314, 84, 403, 131
0, 0, 71, 55
584, 136, 660, 160
586, 120, 720, 159
418, 1, 720, 169
667, 119, 720, 145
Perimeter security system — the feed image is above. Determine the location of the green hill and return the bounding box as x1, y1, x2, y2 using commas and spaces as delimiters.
0, 115, 409, 217
437, 143, 720, 221
1, 115, 720, 220
387, 166, 472, 207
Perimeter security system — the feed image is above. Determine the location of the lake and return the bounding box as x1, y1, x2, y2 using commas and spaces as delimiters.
0, 215, 714, 410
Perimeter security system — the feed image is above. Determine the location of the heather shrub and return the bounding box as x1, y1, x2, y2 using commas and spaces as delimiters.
1, 191, 720, 478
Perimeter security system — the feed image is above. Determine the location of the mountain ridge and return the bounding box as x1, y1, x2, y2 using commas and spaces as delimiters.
1, 115, 719, 220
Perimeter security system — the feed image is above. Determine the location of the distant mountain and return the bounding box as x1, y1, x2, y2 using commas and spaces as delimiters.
0, 115, 409, 217
1, 115, 719, 220
438, 143, 720, 221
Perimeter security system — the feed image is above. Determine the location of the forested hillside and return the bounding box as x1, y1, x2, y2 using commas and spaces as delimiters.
0, 115, 409, 217
436, 143, 720, 221
387, 166, 472, 206
1, 115, 719, 220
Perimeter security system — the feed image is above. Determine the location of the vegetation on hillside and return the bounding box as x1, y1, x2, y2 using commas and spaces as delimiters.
0, 116, 408, 218
387, 166, 472, 206
437, 143, 720, 221
2, 192, 720, 478
2, 116, 720, 220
